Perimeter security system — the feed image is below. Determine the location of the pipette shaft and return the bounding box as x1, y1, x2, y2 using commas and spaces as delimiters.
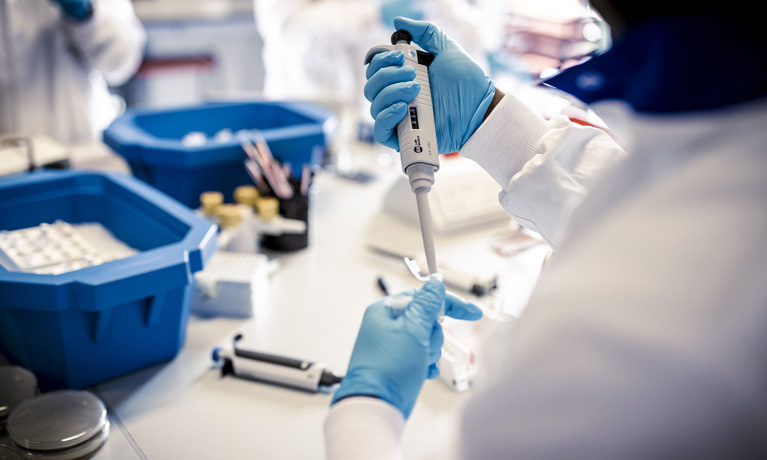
414, 188, 437, 274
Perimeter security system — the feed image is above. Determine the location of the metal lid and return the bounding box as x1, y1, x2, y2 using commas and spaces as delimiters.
10, 421, 110, 460
19, 421, 108, 460
6, 391, 107, 452
0, 367, 38, 418
0, 444, 24, 460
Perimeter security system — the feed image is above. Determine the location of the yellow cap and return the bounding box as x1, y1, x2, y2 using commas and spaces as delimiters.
200, 191, 223, 215
217, 204, 242, 227
234, 185, 259, 207
256, 196, 279, 220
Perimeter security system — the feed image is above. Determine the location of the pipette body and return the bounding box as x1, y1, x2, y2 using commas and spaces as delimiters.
365, 30, 440, 285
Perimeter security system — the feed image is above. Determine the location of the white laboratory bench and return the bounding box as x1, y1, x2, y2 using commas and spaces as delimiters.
66, 147, 548, 460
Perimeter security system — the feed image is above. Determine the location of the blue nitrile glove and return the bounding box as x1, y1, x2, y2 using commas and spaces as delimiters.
380, 1, 424, 27
364, 17, 495, 154
50, 0, 93, 21
331, 278, 483, 419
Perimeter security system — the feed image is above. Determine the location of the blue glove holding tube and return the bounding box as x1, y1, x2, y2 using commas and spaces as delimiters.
50, 0, 93, 21
364, 17, 495, 154
331, 278, 483, 419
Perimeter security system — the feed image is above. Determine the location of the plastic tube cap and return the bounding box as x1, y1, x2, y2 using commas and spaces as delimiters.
200, 191, 224, 215
256, 197, 279, 221
234, 185, 259, 207
217, 204, 242, 228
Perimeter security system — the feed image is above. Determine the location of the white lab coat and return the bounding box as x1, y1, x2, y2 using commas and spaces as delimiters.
324, 88, 767, 458
253, 0, 500, 111
0, 0, 145, 145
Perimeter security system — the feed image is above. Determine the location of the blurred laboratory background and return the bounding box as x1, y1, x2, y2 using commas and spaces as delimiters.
118, 0, 608, 137
121, 0, 264, 109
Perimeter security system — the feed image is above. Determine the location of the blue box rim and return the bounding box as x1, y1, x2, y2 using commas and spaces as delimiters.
102, 100, 335, 168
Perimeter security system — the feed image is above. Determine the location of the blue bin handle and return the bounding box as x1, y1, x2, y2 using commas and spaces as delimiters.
69, 248, 194, 312
89, 290, 168, 343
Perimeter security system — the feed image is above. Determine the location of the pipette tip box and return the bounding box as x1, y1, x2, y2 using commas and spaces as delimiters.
102, 100, 335, 208
0, 170, 218, 390
191, 251, 270, 319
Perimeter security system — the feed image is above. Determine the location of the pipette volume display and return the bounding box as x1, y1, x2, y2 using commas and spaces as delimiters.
365, 30, 440, 278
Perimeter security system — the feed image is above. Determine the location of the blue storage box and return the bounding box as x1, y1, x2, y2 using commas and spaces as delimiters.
103, 100, 335, 208
0, 170, 217, 390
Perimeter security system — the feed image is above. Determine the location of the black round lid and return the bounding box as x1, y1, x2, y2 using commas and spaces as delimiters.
6, 390, 107, 451
0, 444, 24, 460
391, 29, 412, 45
0, 367, 37, 419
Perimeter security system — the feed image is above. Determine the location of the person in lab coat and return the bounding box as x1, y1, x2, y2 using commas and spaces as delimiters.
0, 0, 146, 145
253, 0, 500, 141
324, 1, 767, 458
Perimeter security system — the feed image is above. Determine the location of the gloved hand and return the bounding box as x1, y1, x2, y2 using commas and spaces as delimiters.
50, 0, 93, 21
331, 278, 483, 419
380, 0, 424, 27
364, 17, 495, 154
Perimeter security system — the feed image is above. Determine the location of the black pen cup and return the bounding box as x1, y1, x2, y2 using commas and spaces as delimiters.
261, 178, 310, 251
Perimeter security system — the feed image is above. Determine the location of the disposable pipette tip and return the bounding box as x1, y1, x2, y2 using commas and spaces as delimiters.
423, 272, 445, 322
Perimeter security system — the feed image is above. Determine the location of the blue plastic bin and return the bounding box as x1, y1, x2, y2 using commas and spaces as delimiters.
103, 100, 335, 208
0, 170, 217, 390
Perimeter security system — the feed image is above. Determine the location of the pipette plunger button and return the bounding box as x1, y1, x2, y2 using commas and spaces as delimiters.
391, 29, 412, 45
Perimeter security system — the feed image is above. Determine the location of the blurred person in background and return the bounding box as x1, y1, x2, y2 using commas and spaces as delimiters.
0, 0, 145, 146
253, 0, 501, 145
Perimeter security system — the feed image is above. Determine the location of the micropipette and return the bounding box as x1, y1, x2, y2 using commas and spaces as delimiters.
212, 334, 343, 393
365, 30, 441, 310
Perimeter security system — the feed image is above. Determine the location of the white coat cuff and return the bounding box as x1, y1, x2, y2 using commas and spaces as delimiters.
325, 397, 405, 460
459, 93, 550, 190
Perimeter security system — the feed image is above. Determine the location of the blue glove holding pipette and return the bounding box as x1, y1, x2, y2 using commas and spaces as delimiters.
331, 278, 482, 419
364, 17, 495, 154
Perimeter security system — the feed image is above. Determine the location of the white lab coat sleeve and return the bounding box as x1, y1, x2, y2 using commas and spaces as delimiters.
457, 102, 767, 459
324, 397, 405, 460
459, 92, 626, 249
62, 0, 146, 85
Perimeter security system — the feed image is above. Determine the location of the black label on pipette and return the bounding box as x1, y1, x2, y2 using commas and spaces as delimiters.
409, 107, 419, 129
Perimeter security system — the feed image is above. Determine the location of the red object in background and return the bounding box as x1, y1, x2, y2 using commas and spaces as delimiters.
135, 56, 215, 78
568, 116, 601, 129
